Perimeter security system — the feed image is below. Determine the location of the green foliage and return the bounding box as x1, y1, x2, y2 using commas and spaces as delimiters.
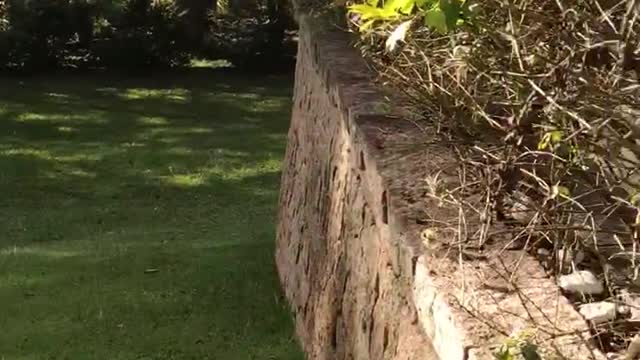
348, 0, 475, 34
204, 0, 297, 72
0, 0, 79, 69
537, 130, 564, 150
348, 0, 413, 30
91, 0, 191, 69
494, 330, 542, 360
0, 0, 295, 72
0, 0, 192, 71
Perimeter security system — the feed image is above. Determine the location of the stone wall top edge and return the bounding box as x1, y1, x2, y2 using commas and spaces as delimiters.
297, 13, 442, 236
298, 14, 403, 118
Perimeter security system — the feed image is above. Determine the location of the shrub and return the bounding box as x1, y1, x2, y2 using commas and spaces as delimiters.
0, 0, 294, 72
205, 0, 296, 71
91, 0, 190, 69
347, 0, 640, 356
0, 0, 79, 70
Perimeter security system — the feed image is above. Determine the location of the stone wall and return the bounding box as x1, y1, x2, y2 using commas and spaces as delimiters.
276, 13, 605, 360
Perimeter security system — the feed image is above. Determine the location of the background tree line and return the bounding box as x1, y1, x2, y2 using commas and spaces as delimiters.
0, 0, 296, 72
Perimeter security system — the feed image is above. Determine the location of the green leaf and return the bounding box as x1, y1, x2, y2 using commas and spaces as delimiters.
348, 3, 373, 14
552, 184, 571, 199
425, 7, 447, 33
359, 19, 377, 31
538, 133, 551, 150
383, 0, 417, 14
537, 130, 564, 150
494, 346, 515, 360
348, 3, 401, 20
400, 0, 418, 13
550, 130, 564, 143
439, 0, 462, 30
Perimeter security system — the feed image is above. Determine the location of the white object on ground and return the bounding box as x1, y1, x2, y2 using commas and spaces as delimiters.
558, 270, 604, 295
579, 301, 617, 323
626, 334, 640, 360
537, 248, 550, 257
385, 20, 412, 52
619, 290, 640, 320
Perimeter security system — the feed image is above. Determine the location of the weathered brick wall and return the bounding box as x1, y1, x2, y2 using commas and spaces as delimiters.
275, 15, 434, 360
276, 13, 604, 360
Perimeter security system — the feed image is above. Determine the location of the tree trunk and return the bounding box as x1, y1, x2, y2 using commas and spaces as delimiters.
177, 0, 214, 49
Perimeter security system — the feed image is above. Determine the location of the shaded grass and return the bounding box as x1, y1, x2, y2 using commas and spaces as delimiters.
0, 69, 302, 359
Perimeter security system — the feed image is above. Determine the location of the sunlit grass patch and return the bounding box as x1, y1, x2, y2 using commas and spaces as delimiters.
121, 88, 191, 103
16, 112, 109, 125
137, 116, 170, 126
0, 73, 301, 359
0, 246, 81, 259
189, 58, 232, 68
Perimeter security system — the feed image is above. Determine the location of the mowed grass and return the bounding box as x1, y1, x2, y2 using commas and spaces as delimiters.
0, 70, 302, 359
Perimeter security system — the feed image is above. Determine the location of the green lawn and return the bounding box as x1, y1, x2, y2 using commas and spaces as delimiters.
0, 70, 302, 359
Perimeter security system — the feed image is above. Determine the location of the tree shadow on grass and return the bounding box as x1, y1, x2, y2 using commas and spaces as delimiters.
0, 69, 301, 359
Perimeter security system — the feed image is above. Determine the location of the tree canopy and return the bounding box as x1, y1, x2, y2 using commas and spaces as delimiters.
0, 0, 296, 72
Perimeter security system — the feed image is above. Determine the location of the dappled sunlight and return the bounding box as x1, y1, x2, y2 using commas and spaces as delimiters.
121, 88, 191, 103
161, 174, 207, 187
95, 87, 118, 95
16, 112, 109, 125
164, 147, 194, 156
57, 126, 78, 133
217, 92, 261, 100
120, 141, 147, 148
45, 92, 72, 100
158, 161, 281, 188
189, 59, 232, 68
156, 136, 187, 145
0, 72, 299, 358
0, 148, 102, 163
43, 167, 96, 179
1, 148, 52, 158
215, 159, 283, 181
207, 148, 250, 158
137, 116, 170, 126
143, 126, 214, 138
0, 246, 81, 259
